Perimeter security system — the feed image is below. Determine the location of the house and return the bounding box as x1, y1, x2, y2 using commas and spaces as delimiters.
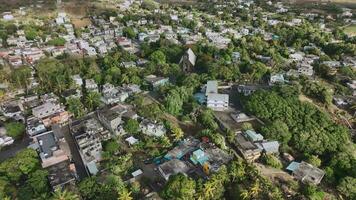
139, 119, 166, 137
286, 161, 325, 185
26, 117, 47, 137
207, 93, 229, 111
85, 79, 99, 92
269, 74, 285, 85
32, 131, 70, 168
32, 102, 62, 119
190, 149, 209, 165
158, 159, 191, 181
145, 75, 169, 89
71, 117, 111, 175
125, 136, 138, 145
256, 141, 280, 154
42, 111, 70, 127
97, 104, 128, 135
205, 80, 218, 95
232, 52, 241, 63
0, 126, 14, 147
205, 80, 229, 111
3, 13, 14, 21
245, 130, 264, 142
1, 101, 24, 121
62, 89, 82, 100
47, 160, 76, 190
234, 131, 261, 161
179, 48, 196, 73
101, 84, 130, 105
164, 137, 200, 160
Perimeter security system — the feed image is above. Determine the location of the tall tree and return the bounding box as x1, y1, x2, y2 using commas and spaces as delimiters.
85, 92, 101, 111
52, 189, 80, 200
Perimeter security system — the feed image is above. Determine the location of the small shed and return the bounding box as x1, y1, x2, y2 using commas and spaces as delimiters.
125, 136, 138, 145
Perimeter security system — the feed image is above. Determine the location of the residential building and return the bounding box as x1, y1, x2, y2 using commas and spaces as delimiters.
234, 131, 261, 161
145, 75, 169, 89
158, 159, 191, 181
97, 104, 128, 135
71, 118, 111, 175
179, 48, 196, 73
32, 102, 62, 119
26, 117, 47, 137
286, 161, 325, 185
205, 80, 229, 111
207, 93, 229, 111
139, 119, 166, 137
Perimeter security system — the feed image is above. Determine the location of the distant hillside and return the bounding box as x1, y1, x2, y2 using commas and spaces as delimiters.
287, 0, 356, 4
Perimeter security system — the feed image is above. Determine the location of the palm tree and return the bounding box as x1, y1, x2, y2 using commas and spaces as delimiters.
85, 91, 101, 111
52, 189, 79, 200
117, 189, 133, 200
250, 180, 262, 198
239, 189, 251, 200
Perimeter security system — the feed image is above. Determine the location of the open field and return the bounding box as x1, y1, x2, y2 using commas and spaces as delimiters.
344, 25, 356, 37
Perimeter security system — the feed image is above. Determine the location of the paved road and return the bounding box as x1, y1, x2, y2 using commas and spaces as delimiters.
0, 135, 32, 162
55, 124, 89, 180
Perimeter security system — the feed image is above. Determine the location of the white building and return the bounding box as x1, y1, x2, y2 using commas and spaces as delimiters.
32, 102, 62, 119
139, 119, 166, 137
205, 80, 229, 111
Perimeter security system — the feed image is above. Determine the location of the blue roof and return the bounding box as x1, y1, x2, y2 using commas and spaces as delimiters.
286, 161, 300, 172
245, 130, 264, 142
194, 93, 207, 104
261, 141, 280, 153
190, 149, 208, 165
87, 161, 99, 175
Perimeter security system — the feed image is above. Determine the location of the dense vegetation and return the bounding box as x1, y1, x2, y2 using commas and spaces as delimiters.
242, 85, 355, 189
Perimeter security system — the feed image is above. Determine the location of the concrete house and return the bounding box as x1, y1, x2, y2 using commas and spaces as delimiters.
145, 75, 169, 90
205, 81, 229, 111
139, 119, 166, 137
32, 102, 62, 119
26, 117, 47, 137
97, 104, 128, 135
179, 48, 196, 73
286, 161, 325, 185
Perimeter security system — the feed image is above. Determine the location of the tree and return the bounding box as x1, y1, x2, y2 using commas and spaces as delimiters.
48, 37, 66, 46
123, 27, 136, 39
85, 91, 101, 111
36, 58, 73, 94
78, 177, 113, 200
337, 177, 356, 200
261, 154, 283, 169
124, 119, 139, 135
161, 173, 196, 200
5, 121, 25, 140
10, 66, 32, 93
305, 155, 322, 167
103, 139, 120, 154
66, 98, 85, 118
0, 149, 39, 183
52, 189, 80, 200
149, 50, 166, 64
170, 124, 184, 141
117, 188, 133, 200
28, 169, 49, 195
241, 122, 253, 131
260, 120, 291, 145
